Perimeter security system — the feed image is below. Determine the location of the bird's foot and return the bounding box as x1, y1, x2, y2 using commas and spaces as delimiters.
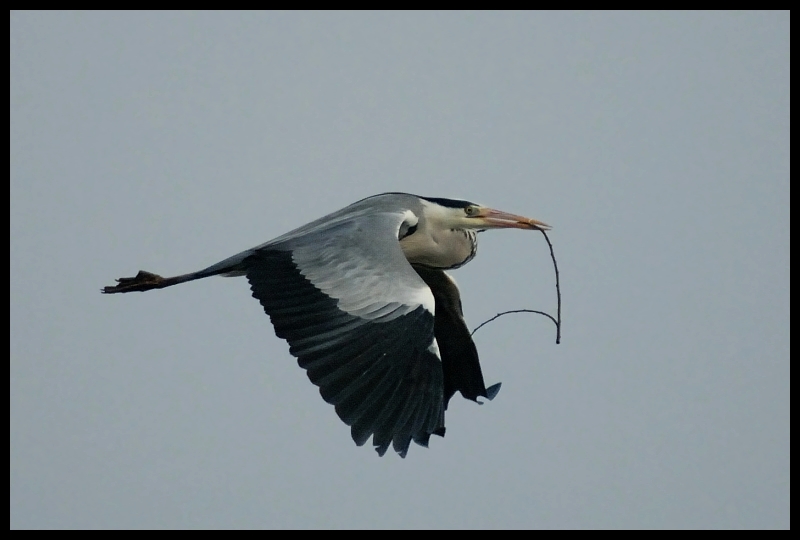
102, 270, 166, 294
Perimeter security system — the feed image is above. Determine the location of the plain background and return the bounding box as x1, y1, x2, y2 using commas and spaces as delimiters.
10, 11, 789, 529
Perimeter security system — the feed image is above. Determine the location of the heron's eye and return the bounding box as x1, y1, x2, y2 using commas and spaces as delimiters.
465, 206, 480, 217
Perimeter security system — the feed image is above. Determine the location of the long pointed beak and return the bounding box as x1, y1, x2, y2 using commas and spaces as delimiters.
475, 207, 551, 230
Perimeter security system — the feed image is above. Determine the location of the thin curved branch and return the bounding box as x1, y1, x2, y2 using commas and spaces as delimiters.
470, 309, 558, 337
471, 228, 562, 344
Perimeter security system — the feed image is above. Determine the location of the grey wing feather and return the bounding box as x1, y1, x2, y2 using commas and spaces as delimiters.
242, 210, 445, 457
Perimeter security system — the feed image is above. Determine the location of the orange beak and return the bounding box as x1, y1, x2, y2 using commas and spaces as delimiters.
474, 208, 551, 230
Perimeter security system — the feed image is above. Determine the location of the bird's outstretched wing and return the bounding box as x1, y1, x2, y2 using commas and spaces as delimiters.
244, 212, 445, 457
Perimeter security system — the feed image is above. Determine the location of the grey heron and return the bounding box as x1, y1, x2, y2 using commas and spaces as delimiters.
103, 193, 550, 457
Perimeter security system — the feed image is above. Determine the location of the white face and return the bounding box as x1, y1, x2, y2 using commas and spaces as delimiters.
418, 199, 482, 230
419, 197, 550, 232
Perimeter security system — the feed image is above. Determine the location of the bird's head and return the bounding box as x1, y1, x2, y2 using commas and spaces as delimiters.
419, 196, 550, 232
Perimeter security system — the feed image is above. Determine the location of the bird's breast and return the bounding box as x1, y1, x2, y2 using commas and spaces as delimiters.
400, 229, 477, 270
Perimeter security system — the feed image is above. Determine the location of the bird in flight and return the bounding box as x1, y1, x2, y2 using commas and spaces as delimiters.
103, 193, 550, 457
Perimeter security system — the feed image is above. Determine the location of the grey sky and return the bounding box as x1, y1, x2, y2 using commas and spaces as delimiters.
10, 11, 789, 529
